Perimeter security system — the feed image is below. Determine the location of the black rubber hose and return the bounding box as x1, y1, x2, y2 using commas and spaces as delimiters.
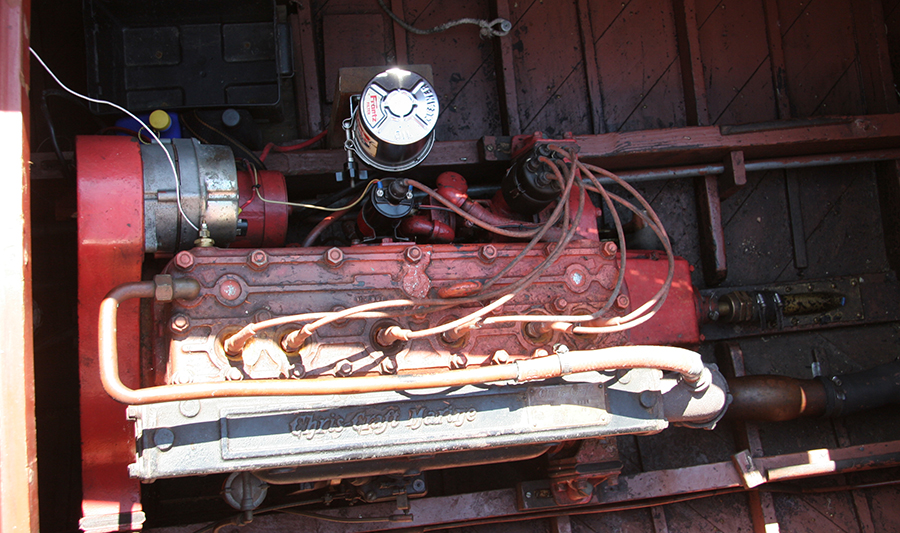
820, 358, 900, 417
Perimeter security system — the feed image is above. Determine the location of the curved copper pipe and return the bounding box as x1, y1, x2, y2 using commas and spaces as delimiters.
99, 283, 707, 405
726, 375, 827, 421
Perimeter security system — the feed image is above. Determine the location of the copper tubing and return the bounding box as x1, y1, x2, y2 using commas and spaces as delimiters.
98, 286, 706, 405
726, 376, 827, 421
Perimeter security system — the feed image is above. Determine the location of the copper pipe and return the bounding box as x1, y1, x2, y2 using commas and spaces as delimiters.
726, 375, 827, 421
98, 287, 706, 405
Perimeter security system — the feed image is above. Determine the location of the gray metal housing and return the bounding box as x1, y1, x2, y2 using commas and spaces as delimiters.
141, 138, 239, 252
126, 367, 729, 482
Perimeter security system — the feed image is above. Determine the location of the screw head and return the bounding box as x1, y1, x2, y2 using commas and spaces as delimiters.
479, 245, 498, 262
324, 247, 344, 267
154, 428, 175, 451
492, 349, 510, 364
249, 250, 268, 268
175, 251, 194, 270
179, 400, 201, 418
616, 295, 630, 309
219, 280, 242, 301
405, 246, 423, 263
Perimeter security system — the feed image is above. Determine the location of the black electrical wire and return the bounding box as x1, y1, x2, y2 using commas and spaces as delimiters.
181, 111, 266, 170
39, 90, 73, 180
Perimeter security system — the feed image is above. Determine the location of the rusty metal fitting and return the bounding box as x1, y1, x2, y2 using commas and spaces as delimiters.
170, 315, 190, 333
174, 251, 195, 270
440, 324, 471, 345
478, 244, 498, 263
405, 246, 423, 263
154, 274, 175, 302
248, 250, 269, 269
324, 247, 344, 267
219, 280, 242, 301
336, 360, 353, 377
601, 241, 618, 258
615, 294, 630, 309
381, 357, 398, 375
552, 297, 568, 312
225, 367, 243, 381
491, 350, 510, 365
450, 353, 468, 369
290, 365, 306, 379
523, 321, 552, 342
376, 325, 409, 345
282, 326, 313, 352
254, 309, 272, 323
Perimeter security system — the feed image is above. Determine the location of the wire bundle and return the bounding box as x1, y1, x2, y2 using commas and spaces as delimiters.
226, 148, 674, 357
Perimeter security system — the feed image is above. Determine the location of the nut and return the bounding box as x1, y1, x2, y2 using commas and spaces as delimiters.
552, 297, 569, 312
601, 241, 618, 258
405, 246, 423, 263
324, 247, 344, 267
450, 353, 468, 369
175, 251, 194, 270
249, 250, 268, 268
154, 274, 175, 302
615, 295, 630, 309
170, 314, 190, 333
492, 350, 510, 364
479, 245, 498, 262
336, 360, 353, 376
381, 357, 398, 374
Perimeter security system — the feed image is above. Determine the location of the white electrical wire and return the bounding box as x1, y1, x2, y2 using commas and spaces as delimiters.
29, 47, 200, 233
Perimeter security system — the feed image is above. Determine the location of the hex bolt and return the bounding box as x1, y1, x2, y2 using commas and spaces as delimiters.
249, 250, 268, 268
336, 360, 353, 377
601, 241, 618, 258
170, 314, 190, 333
479, 244, 498, 262
405, 246, 423, 263
381, 357, 398, 374
450, 353, 468, 369
324, 247, 344, 267
552, 297, 569, 312
572, 479, 593, 498
615, 294, 630, 309
154, 428, 175, 451
219, 280, 242, 301
175, 251, 194, 270
492, 349, 510, 364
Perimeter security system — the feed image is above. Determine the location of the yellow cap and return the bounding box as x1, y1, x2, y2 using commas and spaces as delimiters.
149, 109, 171, 132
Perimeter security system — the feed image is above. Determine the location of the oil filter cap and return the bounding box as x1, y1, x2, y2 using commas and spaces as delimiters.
351, 68, 439, 172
